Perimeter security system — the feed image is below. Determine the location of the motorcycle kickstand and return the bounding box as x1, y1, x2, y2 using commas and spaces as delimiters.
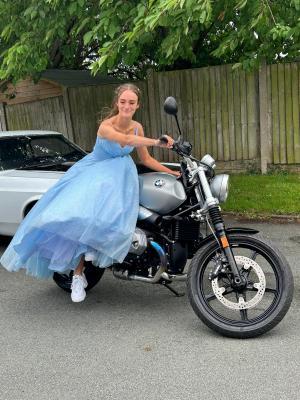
160, 280, 185, 297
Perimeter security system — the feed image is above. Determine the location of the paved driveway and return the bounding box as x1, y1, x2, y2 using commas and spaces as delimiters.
0, 219, 299, 400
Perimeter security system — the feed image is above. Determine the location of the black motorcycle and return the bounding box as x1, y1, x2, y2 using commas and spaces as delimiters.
54, 97, 294, 338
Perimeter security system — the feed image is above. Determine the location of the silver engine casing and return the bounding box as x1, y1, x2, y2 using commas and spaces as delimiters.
139, 173, 186, 214
128, 227, 148, 255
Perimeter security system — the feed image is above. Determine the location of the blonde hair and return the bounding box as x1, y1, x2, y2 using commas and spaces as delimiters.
101, 83, 142, 121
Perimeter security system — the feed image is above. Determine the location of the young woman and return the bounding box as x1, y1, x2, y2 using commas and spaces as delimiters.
0, 83, 177, 302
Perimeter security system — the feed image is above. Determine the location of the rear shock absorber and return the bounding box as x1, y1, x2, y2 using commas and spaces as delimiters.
208, 205, 242, 285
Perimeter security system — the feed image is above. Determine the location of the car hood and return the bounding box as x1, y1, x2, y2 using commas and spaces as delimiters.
0, 169, 65, 179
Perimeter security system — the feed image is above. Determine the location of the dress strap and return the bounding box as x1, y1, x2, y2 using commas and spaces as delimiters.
134, 127, 138, 135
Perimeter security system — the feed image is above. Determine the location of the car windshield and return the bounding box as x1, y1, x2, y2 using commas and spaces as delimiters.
0, 134, 86, 171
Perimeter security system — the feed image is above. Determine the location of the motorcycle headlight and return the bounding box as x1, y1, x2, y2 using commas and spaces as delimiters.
210, 174, 229, 203
201, 154, 216, 169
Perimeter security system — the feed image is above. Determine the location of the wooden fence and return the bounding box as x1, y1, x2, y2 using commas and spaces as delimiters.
146, 62, 300, 172
146, 66, 260, 167
3, 96, 68, 135
0, 61, 299, 172
268, 63, 300, 165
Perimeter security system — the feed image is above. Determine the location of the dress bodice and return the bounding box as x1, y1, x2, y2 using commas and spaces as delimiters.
91, 136, 134, 161
91, 127, 138, 161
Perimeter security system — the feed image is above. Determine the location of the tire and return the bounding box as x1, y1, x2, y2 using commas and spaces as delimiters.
53, 261, 105, 293
187, 234, 294, 338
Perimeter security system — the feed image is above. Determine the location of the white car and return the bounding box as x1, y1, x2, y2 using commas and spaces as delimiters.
0, 130, 87, 236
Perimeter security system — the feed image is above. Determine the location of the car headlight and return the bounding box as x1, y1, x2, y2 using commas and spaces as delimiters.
210, 174, 229, 203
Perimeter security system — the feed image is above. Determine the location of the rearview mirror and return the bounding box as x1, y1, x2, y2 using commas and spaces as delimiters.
164, 97, 178, 115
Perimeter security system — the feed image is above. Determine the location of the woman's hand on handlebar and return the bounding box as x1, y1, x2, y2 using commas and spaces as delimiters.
170, 170, 181, 177
157, 134, 174, 149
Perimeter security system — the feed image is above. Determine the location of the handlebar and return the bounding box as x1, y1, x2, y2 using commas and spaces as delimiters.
158, 135, 192, 156
157, 135, 169, 145
172, 139, 193, 157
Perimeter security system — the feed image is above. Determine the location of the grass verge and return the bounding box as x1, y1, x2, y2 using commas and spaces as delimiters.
222, 173, 300, 217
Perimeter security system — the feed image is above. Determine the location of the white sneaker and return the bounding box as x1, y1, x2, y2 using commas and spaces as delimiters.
82, 272, 88, 289
71, 274, 87, 302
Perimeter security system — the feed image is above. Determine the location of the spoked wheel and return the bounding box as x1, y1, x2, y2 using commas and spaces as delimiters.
187, 234, 294, 338
53, 261, 105, 293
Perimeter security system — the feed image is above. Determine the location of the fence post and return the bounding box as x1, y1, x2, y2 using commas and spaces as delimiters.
146, 69, 160, 159
62, 87, 75, 141
0, 102, 7, 131
258, 60, 271, 174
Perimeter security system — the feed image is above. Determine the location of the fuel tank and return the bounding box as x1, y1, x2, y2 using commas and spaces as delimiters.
139, 173, 186, 214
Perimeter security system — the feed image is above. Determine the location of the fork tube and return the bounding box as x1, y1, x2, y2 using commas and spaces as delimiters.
198, 169, 216, 206
197, 168, 241, 281
208, 205, 241, 281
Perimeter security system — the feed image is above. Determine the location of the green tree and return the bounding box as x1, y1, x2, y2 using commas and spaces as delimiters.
0, 0, 299, 83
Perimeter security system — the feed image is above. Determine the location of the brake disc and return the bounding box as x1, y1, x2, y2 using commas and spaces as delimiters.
211, 255, 266, 310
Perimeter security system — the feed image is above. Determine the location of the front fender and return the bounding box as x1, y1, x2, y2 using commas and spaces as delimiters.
198, 227, 259, 250
225, 227, 259, 235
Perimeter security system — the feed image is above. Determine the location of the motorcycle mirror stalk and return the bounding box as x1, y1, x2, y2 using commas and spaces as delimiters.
163, 97, 193, 157
163, 96, 183, 140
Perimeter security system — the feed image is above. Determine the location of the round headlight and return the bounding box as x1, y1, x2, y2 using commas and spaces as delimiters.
200, 154, 216, 169
210, 174, 229, 203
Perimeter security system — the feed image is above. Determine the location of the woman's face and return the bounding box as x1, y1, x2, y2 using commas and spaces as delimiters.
116, 89, 139, 118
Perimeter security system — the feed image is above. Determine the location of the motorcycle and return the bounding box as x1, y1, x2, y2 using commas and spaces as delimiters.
53, 96, 294, 338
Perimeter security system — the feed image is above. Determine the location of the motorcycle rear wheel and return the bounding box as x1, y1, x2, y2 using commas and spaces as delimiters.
187, 234, 294, 338
53, 261, 105, 293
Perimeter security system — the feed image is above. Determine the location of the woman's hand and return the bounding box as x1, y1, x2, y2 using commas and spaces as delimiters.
157, 135, 174, 149
170, 170, 181, 177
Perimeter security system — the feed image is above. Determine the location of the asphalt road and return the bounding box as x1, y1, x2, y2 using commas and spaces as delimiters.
0, 219, 299, 400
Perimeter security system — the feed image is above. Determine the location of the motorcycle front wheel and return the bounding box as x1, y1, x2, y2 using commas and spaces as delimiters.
53, 261, 105, 293
187, 234, 294, 338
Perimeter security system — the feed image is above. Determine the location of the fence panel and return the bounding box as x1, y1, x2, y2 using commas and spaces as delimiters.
4, 96, 68, 136
268, 62, 300, 164
147, 66, 260, 164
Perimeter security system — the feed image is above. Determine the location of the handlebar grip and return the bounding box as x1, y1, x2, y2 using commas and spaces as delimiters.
158, 135, 169, 144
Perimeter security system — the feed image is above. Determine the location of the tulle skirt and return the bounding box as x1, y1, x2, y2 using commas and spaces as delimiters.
0, 152, 139, 279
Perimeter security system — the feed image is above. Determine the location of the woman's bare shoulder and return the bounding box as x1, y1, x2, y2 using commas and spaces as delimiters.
97, 117, 114, 137
100, 117, 115, 127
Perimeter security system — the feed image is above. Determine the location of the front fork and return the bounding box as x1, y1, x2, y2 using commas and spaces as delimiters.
208, 205, 243, 287
195, 168, 242, 286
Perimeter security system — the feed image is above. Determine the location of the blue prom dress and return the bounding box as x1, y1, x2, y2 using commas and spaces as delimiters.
0, 133, 139, 279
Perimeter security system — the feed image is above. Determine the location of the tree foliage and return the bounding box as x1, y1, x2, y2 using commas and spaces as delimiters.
0, 0, 299, 82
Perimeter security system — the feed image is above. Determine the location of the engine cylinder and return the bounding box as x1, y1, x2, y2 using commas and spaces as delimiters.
128, 227, 148, 255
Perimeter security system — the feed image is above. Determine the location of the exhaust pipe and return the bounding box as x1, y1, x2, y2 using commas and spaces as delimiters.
161, 272, 187, 281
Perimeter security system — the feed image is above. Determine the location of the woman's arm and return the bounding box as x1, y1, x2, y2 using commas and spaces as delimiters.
136, 125, 180, 176
98, 120, 163, 148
